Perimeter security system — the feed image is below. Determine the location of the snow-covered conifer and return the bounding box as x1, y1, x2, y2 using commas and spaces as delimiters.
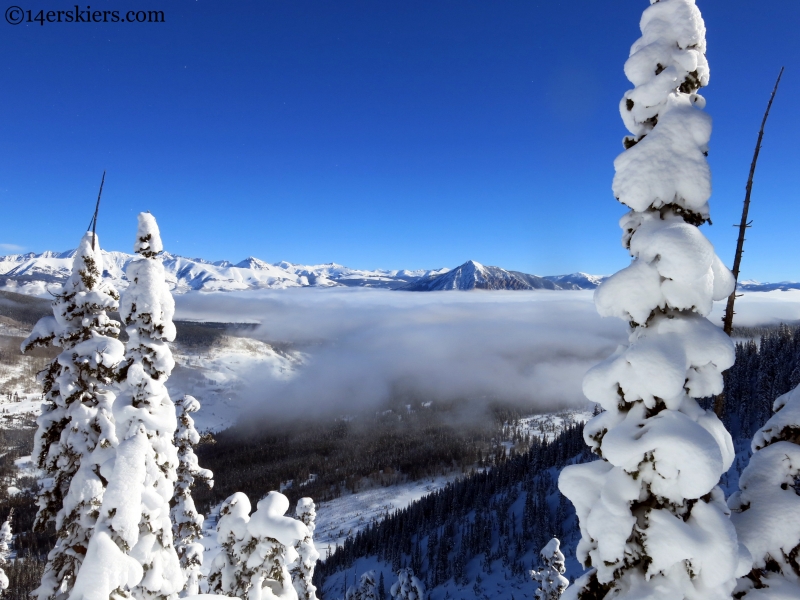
172, 394, 214, 597
208, 492, 253, 598
291, 498, 319, 600
729, 385, 800, 597
71, 213, 182, 600
347, 571, 378, 600
558, 2, 748, 598
0, 510, 12, 594
390, 569, 424, 600
209, 491, 310, 600
530, 538, 568, 600
22, 232, 124, 600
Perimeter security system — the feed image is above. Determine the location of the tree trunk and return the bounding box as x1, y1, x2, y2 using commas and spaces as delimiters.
714, 67, 784, 418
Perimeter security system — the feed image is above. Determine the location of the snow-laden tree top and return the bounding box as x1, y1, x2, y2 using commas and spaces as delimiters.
210, 490, 311, 600
120, 212, 176, 349
531, 537, 568, 600
135, 211, 164, 257
615, 0, 712, 222
23, 231, 120, 353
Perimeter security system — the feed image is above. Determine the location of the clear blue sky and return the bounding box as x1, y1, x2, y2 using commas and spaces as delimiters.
0, 1, 798, 279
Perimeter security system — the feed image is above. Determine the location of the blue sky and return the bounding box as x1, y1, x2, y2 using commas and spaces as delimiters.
0, 1, 798, 280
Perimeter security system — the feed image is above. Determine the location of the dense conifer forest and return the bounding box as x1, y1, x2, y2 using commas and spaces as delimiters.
194, 401, 535, 516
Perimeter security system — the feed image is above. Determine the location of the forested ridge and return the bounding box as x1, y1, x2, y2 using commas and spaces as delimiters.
315, 323, 800, 597
194, 401, 537, 516
316, 423, 591, 592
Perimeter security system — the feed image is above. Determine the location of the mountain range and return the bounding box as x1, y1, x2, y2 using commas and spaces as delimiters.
0, 249, 608, 294
0, 249, 794, 295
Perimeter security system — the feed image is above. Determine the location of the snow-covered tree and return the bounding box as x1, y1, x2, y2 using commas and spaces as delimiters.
208, 492, 253, 598
291, 498, 319, 600
347, 571, 378, 600
172, 394, 214, 597
22, 231, 124, 600
390, 569, 424, 600
70, 213, 183, 600
0, 509, 13, 594
558, 1, 749, 599
209, 491, 310, 600
531, 538, 568, 600
729, 385, 800, 597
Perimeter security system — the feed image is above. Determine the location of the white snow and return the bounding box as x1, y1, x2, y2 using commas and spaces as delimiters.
311, 475, 462, 558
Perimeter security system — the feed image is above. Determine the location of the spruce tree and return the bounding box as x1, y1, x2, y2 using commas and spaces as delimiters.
347, 571, 378, 600
378, 572, 387, 600
23, 232, 124, 600
291, 498, 319, 600
171, 395, 214, 597
531, 538, 567, 600
207, 493, 253, 598
0, 510, 12, 594
390, 569, 425, 600
729, 385, 800, 596
209, 491, 311, 600
71, 213, 183, 600
558, 1, 746, 598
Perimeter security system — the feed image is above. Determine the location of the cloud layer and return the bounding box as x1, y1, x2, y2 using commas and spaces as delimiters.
173, 288, 800, 422
175, 289, 628, 420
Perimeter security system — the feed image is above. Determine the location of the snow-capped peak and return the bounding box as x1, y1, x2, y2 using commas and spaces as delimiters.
235, 257, 273, 270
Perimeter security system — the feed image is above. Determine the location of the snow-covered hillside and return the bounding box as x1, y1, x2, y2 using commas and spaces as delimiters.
170, 335, 304, 431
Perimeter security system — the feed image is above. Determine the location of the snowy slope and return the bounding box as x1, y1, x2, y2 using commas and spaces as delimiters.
169, 335, 304, 431
310, 409, 592, 557
196, 408, 593, 592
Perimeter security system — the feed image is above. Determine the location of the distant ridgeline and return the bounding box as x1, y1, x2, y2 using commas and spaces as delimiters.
316, 323, 800, 594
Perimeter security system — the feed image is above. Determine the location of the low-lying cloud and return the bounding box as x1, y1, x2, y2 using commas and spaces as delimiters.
173, 288, 800, 421
175, 289, 627, 419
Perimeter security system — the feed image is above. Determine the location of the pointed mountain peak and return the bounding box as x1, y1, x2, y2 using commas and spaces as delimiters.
235, 257, 271, 270
460, 260, 485, 270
